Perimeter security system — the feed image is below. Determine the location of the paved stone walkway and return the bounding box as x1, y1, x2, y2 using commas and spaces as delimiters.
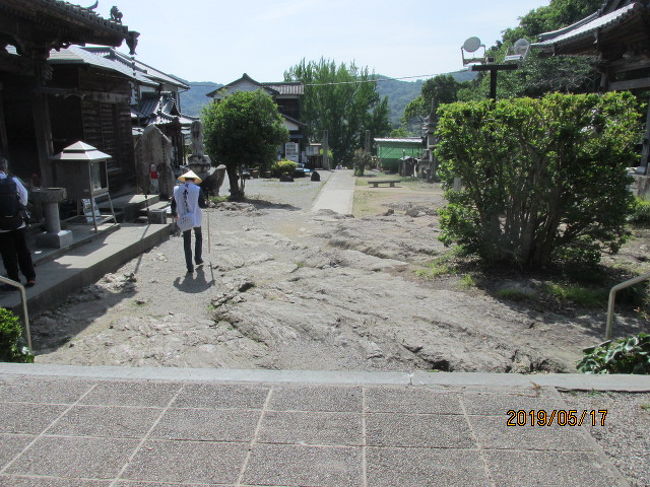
0, 366, 636, 487
312, 169, 355, 214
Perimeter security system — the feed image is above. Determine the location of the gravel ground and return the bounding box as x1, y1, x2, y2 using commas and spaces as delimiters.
561, 391, 650, 487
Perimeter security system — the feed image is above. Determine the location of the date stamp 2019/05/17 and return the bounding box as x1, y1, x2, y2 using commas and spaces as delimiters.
506, 409, 608, 427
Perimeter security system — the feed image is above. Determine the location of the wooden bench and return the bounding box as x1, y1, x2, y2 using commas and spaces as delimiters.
368, 179, 401, 188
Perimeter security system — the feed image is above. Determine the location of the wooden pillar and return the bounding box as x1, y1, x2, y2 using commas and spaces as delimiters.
639, 101, 650, 175
0, 83, 8, 156
32, 90, 54, 186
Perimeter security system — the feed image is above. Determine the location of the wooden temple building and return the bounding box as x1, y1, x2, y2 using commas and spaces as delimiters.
534, 0, 650, 193
0, 0, 139, 190
46, 45, 192, 189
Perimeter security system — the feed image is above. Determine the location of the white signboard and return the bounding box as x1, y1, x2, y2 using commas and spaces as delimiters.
285, 142, 299, 162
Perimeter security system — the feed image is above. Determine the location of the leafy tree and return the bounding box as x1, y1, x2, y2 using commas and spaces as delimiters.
353, 148, 373, 177
402, 75, 465, 126
389, 127, 410, 138
506, 0, 603, 40
460, 0, 603, 101
285, 58, 391, 164
202, 90, 288, 200
435, 92, 639, 270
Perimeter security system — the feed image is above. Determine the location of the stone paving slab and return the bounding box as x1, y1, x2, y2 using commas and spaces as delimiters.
366, 447, 488, 487
0, 368, 635, 486
258, 411, 363, 446
121, 440, 248, 484
485, 450, 629, 487
267, 384, 363, 412
151, 409, 260, 442
48, 406, 161, 439
242, 444, 363, 487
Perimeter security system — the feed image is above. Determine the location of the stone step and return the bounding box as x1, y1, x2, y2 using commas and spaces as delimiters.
0, 223, 173, 317
138, 200, 170, 213
97, 194, 160, 223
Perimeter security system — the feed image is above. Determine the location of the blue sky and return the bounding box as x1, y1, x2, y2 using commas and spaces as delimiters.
93, 0, 550, 84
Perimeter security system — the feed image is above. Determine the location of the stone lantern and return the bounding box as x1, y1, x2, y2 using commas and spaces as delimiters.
52, 141, 116, 233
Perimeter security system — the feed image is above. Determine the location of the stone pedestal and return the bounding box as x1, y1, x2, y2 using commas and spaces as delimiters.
31, 187, 73, 248
188, 154, 212, 181
634, 173, 650, 199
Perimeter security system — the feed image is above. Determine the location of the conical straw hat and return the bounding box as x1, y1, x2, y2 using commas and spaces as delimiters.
178, 169, 202, 184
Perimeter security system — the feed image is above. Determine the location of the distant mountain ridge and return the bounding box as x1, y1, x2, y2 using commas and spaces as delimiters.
180, 70, 477, 126
180, 81, 222, 117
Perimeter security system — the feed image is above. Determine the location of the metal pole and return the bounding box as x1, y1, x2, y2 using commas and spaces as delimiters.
0, 276, 31, 350
206, 206, 211, 254
606, 272, 650, 339
88, 163, 98, 233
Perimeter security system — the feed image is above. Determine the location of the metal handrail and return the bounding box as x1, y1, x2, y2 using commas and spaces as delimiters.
606, 272, 650, 340
0, 276, 31, 350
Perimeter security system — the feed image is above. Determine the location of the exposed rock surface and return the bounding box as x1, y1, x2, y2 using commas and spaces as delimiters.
32, 177, 648, 373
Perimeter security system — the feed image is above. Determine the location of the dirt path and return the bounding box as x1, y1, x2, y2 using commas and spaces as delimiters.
32, 174, 648, 373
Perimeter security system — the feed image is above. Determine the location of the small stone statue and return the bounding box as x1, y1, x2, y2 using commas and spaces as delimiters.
110, 6, 123, 23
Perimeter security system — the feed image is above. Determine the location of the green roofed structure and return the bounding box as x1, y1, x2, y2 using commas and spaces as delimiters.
374, 137, 423, 173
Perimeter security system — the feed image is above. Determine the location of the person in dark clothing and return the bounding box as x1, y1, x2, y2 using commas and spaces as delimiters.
171, 170, 207, 274
0, 156, 35, 290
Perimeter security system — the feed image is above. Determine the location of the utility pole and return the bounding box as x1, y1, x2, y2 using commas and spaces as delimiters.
471, 63, 518, 101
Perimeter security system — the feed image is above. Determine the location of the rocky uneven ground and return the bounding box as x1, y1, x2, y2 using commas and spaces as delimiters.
33, 173, 648, 373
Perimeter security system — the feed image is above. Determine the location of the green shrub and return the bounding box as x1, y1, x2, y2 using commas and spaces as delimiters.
629, 197, 650, 226
271, 159, 297, 177
0, 308, 33, 363
353, 149, 373, 177
459, 274, 476, 288
545, 283, 608, 308
577, 333, 650, 374
208, 195, 228, 205
495, 288, 532, 301
415, 254, 453, 279
435, 92, 638, 270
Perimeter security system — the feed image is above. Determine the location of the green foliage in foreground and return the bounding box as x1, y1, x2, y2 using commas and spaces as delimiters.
577, 333, 650, 375
629, 198, 650, 226
0, 308, 33, 363
435, 92, 638, 270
